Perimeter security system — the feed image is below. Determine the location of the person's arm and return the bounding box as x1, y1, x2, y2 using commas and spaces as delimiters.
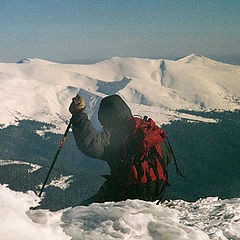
71, 111, 110, 160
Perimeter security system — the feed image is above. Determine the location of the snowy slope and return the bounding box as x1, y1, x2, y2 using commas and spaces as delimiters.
2, 184, 240, 240
1, 54, 239, 133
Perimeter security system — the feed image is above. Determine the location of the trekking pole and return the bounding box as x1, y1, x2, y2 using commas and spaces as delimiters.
38, 119, 72, 198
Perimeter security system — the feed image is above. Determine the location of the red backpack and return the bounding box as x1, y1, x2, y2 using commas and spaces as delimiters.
122, 116, 169, 199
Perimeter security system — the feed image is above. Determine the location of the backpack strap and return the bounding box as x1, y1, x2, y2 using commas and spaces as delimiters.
166, 136, 185, 178
152, 144, 169, 184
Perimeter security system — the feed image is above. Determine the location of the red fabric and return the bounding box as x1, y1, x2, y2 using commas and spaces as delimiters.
125, 117, 167, 185
129, 117, 166, 151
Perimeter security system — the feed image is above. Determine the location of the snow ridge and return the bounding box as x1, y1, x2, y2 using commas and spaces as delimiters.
0, 55, 239, 133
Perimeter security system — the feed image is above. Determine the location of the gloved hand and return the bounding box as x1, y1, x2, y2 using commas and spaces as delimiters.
69, 95, 86, 114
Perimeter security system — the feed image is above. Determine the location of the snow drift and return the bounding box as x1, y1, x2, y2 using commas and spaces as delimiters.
0, 54, 239, 133
1, 184, 240, 240
0, 184, 68, 240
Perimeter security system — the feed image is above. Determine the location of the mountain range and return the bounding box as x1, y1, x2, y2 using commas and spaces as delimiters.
1, 54, 239, 132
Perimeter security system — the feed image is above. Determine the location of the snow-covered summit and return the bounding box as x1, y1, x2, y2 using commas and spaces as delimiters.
177, 53, 240, 72
0, 55, 239, 133
17, 58, 57, 65
177, 53, 210, 63
17, 58, 32, 64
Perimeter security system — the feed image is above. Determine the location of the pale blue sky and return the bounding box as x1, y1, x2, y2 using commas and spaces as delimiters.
0, 0, 239, 64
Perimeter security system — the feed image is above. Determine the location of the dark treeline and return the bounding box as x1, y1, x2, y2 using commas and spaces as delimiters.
162, 110, 240, 201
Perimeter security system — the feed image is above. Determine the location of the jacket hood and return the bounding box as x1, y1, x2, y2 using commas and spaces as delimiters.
98, 95, 132, 129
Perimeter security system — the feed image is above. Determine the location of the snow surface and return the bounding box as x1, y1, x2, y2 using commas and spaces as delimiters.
1, 184, 240, 240
0, 160, 72, 190
0, 159, 42, 173
42, 175, 73, 191
1, 54, 239, 133
0, 184, 69, 240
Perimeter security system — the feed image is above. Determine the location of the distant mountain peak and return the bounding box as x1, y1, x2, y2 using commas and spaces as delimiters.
17, 58, 56, 64
17, 58, 31, 63
176, 53, 209, 63
176, 54, 240, 70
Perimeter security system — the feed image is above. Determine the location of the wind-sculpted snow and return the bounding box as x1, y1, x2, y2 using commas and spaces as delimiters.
166, 197, 240, 239
1, 184, 240, 240
0, 55, 239, 133
59, 200, 209, 240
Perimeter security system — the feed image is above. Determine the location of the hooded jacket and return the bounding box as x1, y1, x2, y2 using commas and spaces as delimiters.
71, 95, 173, 203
